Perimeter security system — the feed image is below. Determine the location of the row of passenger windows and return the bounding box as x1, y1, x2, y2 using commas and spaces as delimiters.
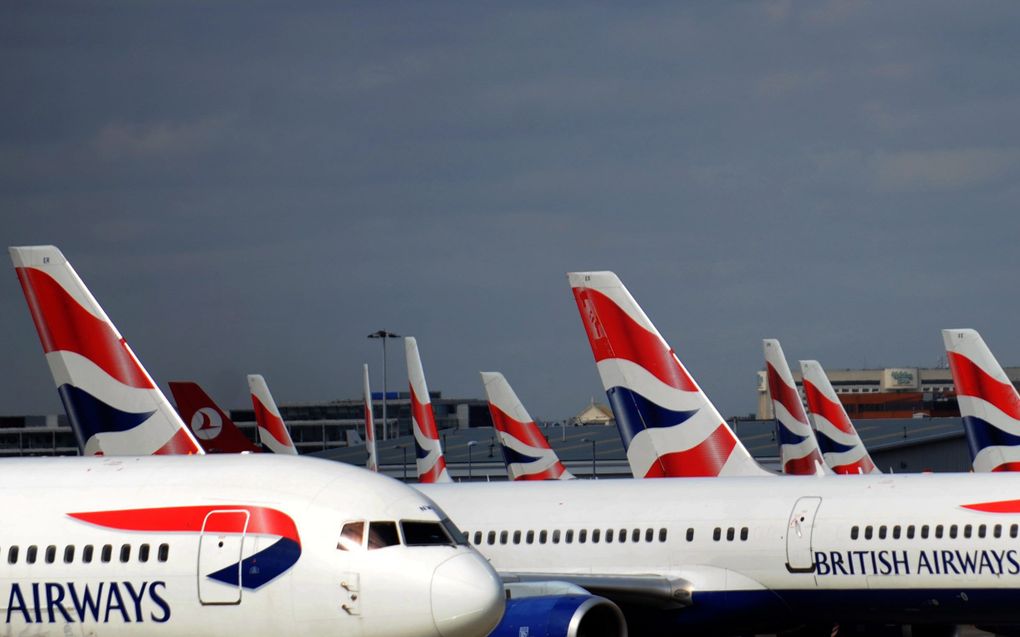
337, 518, 467, 551
468, 527, 669, 546
5, 543, 170, 565
713, 527, 750, 542
851, 523, 1020, 541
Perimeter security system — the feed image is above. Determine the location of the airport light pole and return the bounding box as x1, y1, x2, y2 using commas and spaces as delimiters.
368, 330, 401, 440
581, 437, 596, 478
467, 440, 478, 481
398, 444, 409, 481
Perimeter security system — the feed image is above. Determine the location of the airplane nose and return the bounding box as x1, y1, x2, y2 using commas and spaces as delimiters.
431, 552, 504, 637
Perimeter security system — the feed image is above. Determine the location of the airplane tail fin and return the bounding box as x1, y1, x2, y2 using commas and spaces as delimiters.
168, 381, 261, 453
762, 339, 828, 475
799, 360, 879, 474
568, 271, 770, 477
481, 371, 574, 480
405, 337, 452, 483
246, 374, 298, 455
942, 329, 1020, 472
10, 245, 203, 456
363, 364, 379, 472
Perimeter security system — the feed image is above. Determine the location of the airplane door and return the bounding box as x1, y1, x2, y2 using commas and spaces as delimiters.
786, 497, 821, 573
198, 510, 249, 605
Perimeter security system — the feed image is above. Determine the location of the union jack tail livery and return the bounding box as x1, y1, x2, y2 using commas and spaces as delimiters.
943, 328, 1020, 473
247, 374, 298, 455
763, 339, 828, 475
481, 371, 574, 480
569, 271, 770, 478
799, 360, 879, 474
168, 381, 261, 453
405, 337, 452, 483
10, 245, 203, 456
363, 363, 379, 472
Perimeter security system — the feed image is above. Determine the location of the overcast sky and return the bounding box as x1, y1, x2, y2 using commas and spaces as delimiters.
3, 1, 1020, 422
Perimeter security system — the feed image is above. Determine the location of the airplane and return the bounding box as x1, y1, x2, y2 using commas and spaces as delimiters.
800, 360, 880, 474
11, 245, 204, 456
943, 328, 1020, 473
168, 381, 261, 454
569, 270, 769, 478
405, 337, 452, 483
247, 374, 298, 455
417, 272, 1020, 637
0, 452, 504, 637
763, 339, 829, 475
480, 371, 574, 480
364, 364, 379, 472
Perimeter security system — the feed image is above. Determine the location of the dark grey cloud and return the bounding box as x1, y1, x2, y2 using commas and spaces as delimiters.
3, 1, 1020, 421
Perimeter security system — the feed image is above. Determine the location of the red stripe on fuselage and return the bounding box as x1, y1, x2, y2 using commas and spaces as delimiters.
15, 267, 154, 389
571, 287, 697, 392
69, 505, 300, 545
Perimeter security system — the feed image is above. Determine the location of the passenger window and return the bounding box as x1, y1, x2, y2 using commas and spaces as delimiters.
631, 529, 640, 543
618, 529, 627, 543
740, 527, 749, 541
660, 528, 668, 542
158, 544, 169, 562
120, 544, 131, 563
499, 531, 508, 545
45, 545, 56, 564
539, 531, 548, 544
1012, 524, 1019, 539
686, 528, 694, 542
552, 530, 561, 544
906, 525, 915, 539
864, 526, 873, 540
579, 529, 587, 543
103, 544, 114, 563
645, 528, 653, 542
878, 526, 887, 540
139, 544, 150, 563
604, 529, 613, 544
565, 530, 573, 544
892, 526, 901, 540
726, 528, 735, 542
82, 545, 93, 564
7, 546, 17, 564
513, 530, 521, 544
978, 525, 986, 539
338, 521, 365, 551
592, 529, 601, 543
526, 530, 535, 544
995, 525, 1003, 539
473, 531, 482, 545
949, 525, 958, 539
402, 521, 453, 547
851, 526, 859, 540
367, 521, 400, 549
487, 531, 496, 545
963, 525, 972, 539
63, 545, 74, 564
935, 525, 944, 539
27, 546, 37, 564
713, 528, 721, 542
921, 525, 930, 539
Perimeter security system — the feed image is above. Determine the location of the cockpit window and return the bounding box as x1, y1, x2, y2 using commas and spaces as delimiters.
367, 521, 400, 550
402, 521, 453, 547
338, 521, 365, 551
440, 518, 469, 546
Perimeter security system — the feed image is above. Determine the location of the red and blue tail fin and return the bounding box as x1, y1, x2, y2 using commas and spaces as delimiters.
363, 364, 379, 472
763, 339, 829, 475
569, 271, 770, 477
168, 381, 261, 454
247, 374, 298, 455
943, 329, 1020, 472
799, 360, 879, 474
10, 245, 203, 456
405, 337, 452, 483
481, 371, 574, 480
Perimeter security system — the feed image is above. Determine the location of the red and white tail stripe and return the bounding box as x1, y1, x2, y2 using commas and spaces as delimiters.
247, 374, 298, 455
10, 245, 202, 456
405, 337, 452, 483
363, 364, 379, 472
763, 339, 828, 475
799, 361, 879, 475
481, 371, 573, 481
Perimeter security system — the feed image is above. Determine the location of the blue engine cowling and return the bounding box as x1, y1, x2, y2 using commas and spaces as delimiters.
489, 594, 627, 637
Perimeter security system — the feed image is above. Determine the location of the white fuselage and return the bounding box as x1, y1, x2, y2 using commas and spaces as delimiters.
421, 473, 1020, 629
0, 455, 503, 637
